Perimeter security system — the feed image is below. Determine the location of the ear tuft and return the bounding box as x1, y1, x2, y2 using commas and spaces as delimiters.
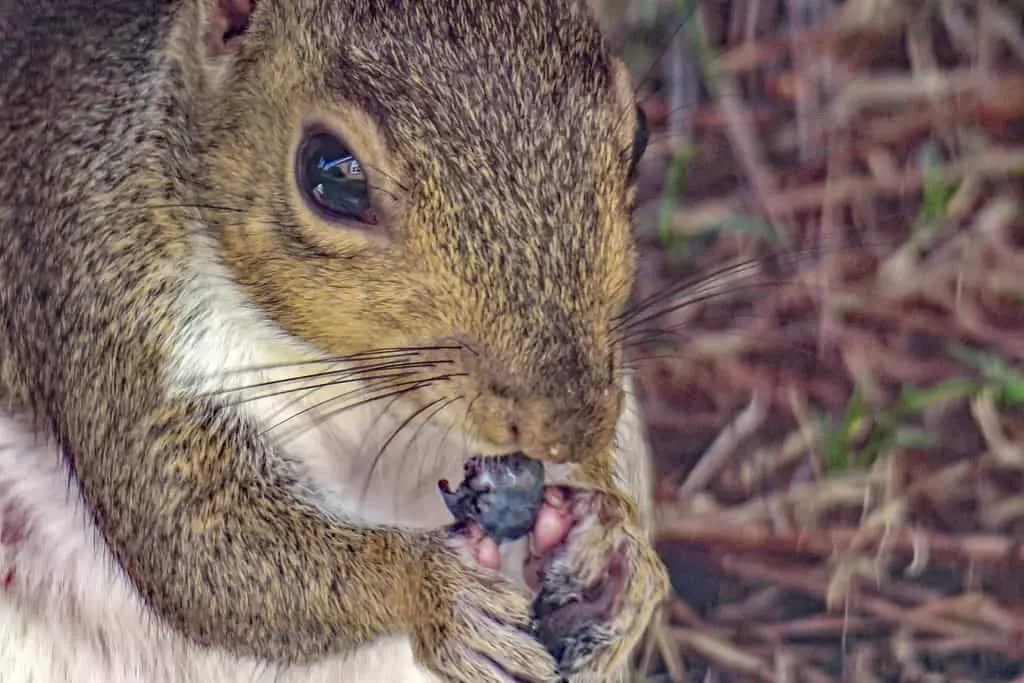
206, 0, 255, 57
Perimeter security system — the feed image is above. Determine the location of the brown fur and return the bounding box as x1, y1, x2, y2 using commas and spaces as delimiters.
0, 0, 668, 679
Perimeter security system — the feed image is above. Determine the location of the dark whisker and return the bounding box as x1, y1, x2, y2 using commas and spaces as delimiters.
216, 368, 433, 408
615, 241, 890, 332
405, 396, 462, 460
203, 358, 452, 399
268, 382, 433, 447
607, 10, 694, 152
622, 324, 751, 347
391, 396, 463, 513
359, 397, 448, 506
411, 394, 467, 499
614, 258, 766, 331
622, 333, 817, 366
258, 372, 423, 438
262, 375, 437, 437
275, 377, 467, 449
266, 373, 468, 442
0, 200, 247, 214
615, 267, 768, 336
624, 16, 691, 115
632, 14, 693, 99
614, 280, 788, 341
356, 382, 437, 459
179, 345, 461, 384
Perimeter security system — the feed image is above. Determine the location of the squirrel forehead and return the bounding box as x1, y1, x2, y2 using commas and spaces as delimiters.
302, 0, 610, 70
296, 0, 625, 138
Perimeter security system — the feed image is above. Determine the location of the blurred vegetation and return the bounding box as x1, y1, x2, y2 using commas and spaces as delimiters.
592, 0, 1024, 680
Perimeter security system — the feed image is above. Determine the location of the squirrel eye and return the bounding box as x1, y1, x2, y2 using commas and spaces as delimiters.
628, 105, 649, 181
296, 131, 378, 225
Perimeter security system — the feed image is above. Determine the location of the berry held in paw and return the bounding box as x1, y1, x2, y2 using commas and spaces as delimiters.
438, 453, 546, 543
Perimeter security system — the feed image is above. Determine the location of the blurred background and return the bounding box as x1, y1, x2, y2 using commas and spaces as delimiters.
583, 1, 1024, 681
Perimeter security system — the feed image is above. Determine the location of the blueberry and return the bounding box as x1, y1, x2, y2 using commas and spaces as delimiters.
438, 453, 546, 542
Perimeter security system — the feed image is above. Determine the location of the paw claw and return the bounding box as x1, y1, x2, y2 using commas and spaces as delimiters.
414, 534, 558, 682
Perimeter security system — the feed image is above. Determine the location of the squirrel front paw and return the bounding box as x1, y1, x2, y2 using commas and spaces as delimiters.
525, 487, 670, 679
412, 523, 561, 683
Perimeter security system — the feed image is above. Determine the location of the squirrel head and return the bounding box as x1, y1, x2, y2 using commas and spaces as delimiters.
183, 0, 648, 466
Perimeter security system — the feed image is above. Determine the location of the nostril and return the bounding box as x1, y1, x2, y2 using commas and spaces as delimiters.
489, 381, 513, 399
509, 422, 520, 439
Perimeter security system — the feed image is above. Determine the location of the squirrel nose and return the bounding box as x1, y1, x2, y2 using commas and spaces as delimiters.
507, 389, 614, 465
454, 336, 619, 463
470, 387, 618, 465
515, 438, 573, 465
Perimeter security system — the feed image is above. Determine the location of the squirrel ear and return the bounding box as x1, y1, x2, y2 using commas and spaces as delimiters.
205, 0, 256, 56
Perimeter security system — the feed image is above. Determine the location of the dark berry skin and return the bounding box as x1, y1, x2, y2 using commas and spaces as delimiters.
439, 453, 546, 542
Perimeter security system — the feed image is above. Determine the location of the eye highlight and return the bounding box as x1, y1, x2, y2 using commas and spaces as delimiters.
628, 105, 649, 181
296, 130, 378, 225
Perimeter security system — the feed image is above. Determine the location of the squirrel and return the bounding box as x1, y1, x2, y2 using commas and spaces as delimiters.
0, 0, 670, 681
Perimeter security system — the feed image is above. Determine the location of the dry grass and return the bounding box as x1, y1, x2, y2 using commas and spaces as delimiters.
589, 0, 1024, 680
